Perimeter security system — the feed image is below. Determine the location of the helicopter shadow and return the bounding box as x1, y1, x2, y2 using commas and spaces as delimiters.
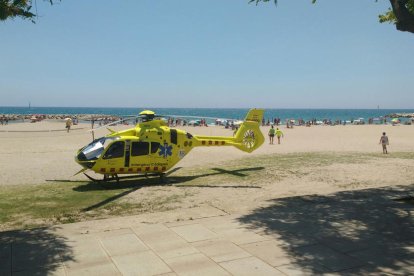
73, 166, 264, 212
46, 179, 89, 183
173, 167, 264, 188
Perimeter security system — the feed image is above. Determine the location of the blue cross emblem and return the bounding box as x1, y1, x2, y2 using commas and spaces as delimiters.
159, 142, 173, 158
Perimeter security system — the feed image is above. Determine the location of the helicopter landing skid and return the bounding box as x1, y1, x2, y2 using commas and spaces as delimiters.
83, 172, 167, 184
83, 173, 116, 183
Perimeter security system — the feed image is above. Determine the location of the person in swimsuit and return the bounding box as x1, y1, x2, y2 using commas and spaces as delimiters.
276, 128, 284, 145
379, 132, 389, 154
268, 125, 276, 144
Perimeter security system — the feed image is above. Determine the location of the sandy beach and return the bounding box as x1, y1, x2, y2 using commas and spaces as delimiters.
1, 121, 413, 193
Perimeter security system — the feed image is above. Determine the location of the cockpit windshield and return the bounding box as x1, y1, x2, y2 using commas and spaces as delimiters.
77, 137, 118, 161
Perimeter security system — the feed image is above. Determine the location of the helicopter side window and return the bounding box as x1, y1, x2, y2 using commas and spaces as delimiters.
151, 142, 160, 154
103, 141, 125, 159
131, 142, 149, 156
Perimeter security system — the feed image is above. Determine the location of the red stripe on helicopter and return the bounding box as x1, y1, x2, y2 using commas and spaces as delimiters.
101, 166, 171, 173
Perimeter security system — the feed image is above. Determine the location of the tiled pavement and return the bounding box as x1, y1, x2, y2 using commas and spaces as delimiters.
1, 185, 414, 275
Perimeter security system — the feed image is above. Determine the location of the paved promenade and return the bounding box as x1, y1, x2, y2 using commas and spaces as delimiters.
1, 185, 414, 275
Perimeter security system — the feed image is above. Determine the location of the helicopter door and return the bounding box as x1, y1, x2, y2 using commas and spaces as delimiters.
101, 141, 125, 168
170, 129, 178, 145
124, 140, 131, 168
130, 141, 150, 168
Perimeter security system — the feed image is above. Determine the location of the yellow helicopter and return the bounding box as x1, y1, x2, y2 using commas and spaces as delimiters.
75, 109, 265, 182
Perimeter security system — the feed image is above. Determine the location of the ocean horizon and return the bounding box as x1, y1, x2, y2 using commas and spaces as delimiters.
1, 106, 414, 122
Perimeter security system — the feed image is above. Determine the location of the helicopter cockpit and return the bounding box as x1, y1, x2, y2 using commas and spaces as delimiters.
77, 136, 119, 162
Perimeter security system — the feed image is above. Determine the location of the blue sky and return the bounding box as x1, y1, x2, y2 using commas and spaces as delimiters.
1, 0, 413, 108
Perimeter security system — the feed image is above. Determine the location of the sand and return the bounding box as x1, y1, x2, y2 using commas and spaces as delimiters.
1, 120, 414, 218
0, 120, 413, 188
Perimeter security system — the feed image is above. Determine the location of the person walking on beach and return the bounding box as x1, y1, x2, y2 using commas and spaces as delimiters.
276, 128, 284, 144
379, 132, 389, 154
65, 118, 73, 133
268, 125, 276, 144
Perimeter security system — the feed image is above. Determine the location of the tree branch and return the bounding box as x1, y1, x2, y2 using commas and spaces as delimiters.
389, 0, 414, 32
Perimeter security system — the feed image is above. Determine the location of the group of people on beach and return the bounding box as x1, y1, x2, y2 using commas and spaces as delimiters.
91, 117, 115, 129
0, 115, 9, 125
260, 117, 413, 127
64, 112, 392, 154
268, 125, 284, 145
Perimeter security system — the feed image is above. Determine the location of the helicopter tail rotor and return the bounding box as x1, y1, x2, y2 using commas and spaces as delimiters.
232, 109, 265, 153
193, 109, 265, 153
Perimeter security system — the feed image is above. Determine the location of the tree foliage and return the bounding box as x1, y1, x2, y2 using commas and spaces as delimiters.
0, 0, 55, 22
2, 0, 414, 34
250, 0, 414, 34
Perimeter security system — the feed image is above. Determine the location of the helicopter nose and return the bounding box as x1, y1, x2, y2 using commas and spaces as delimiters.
76, 159, 96, 169
75, 151, 96, 169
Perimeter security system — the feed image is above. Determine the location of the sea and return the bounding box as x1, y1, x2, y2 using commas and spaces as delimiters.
1, 106, 414, 122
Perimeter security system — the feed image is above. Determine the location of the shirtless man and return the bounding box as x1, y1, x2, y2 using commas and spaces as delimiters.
379, 132, 389, 154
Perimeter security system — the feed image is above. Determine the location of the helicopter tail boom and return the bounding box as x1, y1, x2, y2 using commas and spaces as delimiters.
193, 109, 265, 153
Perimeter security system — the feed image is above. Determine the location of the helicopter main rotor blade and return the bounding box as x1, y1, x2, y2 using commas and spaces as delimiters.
159, 114, 241, 121
87, 113, 242, 133
88, 116, 141, 132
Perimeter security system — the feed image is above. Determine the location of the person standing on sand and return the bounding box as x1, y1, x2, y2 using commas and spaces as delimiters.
276, 128, 284, 144
379, 132, 389, 154
268, 125, 276, 144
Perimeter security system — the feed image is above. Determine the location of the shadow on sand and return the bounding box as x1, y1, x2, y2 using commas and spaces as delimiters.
238, 184, 414, 274
72, 166, 264, 212
0, 227, 73, 275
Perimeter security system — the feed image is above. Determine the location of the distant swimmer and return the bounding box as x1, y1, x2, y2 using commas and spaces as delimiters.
379, 132, 389, 154
276, 128, 284, 145
268, 125, 276, 144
